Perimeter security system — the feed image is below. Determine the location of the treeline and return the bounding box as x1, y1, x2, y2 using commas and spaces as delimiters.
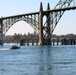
52, 33, 76, 39
4, 32, 38, 43
4, 33, 76, 43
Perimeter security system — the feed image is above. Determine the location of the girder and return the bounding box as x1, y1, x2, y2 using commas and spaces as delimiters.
43, 0, 75, 37
1, 14, 39, 35
55, 0, 73, 9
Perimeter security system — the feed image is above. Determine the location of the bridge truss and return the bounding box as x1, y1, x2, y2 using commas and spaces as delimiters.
0, 0, 76, 45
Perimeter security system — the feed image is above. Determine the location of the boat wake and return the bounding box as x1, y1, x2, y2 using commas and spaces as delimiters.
0, 48, 10, 50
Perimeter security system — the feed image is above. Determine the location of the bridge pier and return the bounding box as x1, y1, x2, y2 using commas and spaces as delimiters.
38, 2, 43, 46
0, 19, 3, 45
46, 3, 51, 45
38, 2, 51, 45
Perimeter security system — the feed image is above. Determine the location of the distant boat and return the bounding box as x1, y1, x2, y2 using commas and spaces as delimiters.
10, 45, 20, 49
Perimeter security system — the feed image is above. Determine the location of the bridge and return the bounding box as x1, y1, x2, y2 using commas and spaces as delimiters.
0, 0, 76, 45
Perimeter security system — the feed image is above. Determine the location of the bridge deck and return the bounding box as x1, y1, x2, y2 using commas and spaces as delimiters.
1, 6, 76, 20
43, 6, 76, 15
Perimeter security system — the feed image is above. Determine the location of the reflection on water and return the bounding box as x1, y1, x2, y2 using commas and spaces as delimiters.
38, 46, 52, 75
0, 43, 76, 75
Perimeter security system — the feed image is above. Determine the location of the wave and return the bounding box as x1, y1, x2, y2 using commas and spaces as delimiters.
0, 48, 10, 50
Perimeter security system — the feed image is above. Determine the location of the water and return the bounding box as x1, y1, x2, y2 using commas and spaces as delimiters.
0, 43, 76, 75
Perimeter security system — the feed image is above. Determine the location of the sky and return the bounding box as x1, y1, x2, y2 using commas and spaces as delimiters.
0, 0, 76, 35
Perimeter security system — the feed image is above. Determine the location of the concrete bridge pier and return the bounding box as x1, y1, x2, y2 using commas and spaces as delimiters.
46, 3, 51, 45
0, 19, 3, 45
38, 2, 43, 46
38, 2, 51, 45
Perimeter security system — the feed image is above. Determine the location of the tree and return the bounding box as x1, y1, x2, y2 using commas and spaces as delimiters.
13, 33, 22, 43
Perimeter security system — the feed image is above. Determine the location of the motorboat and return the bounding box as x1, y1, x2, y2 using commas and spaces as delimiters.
10, 45, 20, 49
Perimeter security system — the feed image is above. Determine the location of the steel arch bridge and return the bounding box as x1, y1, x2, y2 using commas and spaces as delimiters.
0, 0, 76, 45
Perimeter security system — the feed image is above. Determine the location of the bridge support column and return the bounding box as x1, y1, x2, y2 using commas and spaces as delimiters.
38, 2, 43, 46
0, 19, 3, 45
38, 2, 51, 45
46, 3, 51, 45
42, 3, 51, 45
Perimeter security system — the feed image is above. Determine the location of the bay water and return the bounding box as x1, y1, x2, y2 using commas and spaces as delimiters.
0, 43, 76, 75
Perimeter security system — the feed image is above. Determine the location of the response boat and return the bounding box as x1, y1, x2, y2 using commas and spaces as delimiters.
10, 45, 20, 49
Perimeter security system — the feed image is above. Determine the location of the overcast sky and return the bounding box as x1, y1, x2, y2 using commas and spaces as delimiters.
0, 0, 76, 35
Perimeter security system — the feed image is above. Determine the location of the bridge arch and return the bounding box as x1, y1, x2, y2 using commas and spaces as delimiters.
2, 15, 39, 35
5, 21, 35, 35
